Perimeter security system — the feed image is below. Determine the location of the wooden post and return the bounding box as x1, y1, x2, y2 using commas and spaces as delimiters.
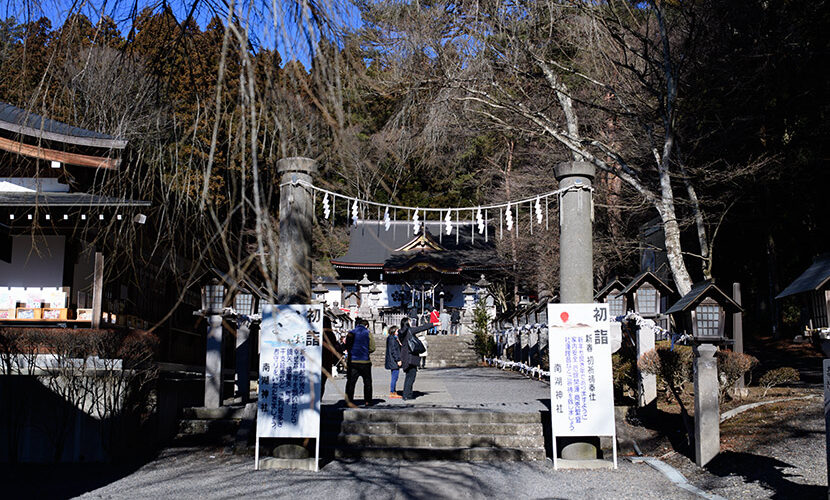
91, 251, 104, 328
277, 157, 317, 305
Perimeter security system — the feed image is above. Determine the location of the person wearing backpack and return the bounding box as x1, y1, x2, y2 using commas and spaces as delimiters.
398, 316, 431, 401
344, 318, 376, 407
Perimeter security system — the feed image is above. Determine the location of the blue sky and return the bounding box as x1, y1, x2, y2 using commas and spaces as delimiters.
3, 0, 362, 68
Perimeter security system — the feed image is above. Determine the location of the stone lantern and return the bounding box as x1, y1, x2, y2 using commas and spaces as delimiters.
666, 281, 742, 344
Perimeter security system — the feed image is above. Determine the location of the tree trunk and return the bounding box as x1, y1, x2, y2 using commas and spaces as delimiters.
658, 202, 693, 296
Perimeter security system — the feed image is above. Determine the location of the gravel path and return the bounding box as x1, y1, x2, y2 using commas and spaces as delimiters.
69, 448, 700, 500
665, 395, 827, 499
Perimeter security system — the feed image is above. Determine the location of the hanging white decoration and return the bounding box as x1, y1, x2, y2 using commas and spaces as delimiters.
506, 202, 514, 232
535, 197, 543, 225
384, 207, 391, 231
351, 199, 359, 226
476, 207, 485, 234
322, 193, 330, 219
445, 210, 453, 235
412, 208, 420, 234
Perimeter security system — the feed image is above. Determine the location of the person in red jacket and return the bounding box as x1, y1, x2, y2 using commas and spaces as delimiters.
429, 308, 440, 334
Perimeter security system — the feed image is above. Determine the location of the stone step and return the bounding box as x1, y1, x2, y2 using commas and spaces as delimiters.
333, 445, 546, 461
181, 406, 249, 420
340, 433, 543, 448
334, 408, 543, 424
340, 421, 543, 436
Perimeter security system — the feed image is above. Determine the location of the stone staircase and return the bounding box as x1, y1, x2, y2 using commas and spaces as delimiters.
323, 407, 547, 461
370, 334, 481, 368
176, 404, 548, 462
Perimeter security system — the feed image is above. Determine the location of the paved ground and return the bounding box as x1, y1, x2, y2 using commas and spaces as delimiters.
322, 365, 552, 410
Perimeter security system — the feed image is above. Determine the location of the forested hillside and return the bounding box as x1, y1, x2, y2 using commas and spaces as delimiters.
0, 0, 826, 336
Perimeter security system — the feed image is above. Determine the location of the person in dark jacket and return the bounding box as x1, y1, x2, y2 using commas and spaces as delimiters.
398, 317, 432, 401
321, 316, 343, 399
345, 318, 376, 407
384, 326, 403, 399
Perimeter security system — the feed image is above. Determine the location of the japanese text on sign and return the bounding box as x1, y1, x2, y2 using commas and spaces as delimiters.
548, 303, 615, 437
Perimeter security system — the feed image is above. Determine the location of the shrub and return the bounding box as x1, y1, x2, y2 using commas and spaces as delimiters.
759, 367, 800, 397
638, 345, 694, 395
612, 353, 638, 399
471, 301, 494, 359
716, 350, 759, 399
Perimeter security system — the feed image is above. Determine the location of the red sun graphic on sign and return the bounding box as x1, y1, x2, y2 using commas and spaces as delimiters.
560, 312, 569, 323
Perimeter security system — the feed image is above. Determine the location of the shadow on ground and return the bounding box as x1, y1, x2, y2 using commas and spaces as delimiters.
705, 451, 825, 499
0, 457, 154, 500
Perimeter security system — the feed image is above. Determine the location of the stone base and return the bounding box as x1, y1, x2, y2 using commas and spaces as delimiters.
555, 458, 615, 470
557, 436, 600, 460
257, 457, 318, 471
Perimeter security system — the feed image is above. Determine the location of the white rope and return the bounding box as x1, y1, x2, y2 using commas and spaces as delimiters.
281, 179, 590, 214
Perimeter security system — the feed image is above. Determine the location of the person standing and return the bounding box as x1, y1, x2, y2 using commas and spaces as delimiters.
398, 317, 431, 401
344, 318, 376, 407
418, 331, 428, 368
450, 308, 461, 336
440, 309, 450, 335
321, 316, 344, 399
384, 326, 403, 399
429, 308, 440, 334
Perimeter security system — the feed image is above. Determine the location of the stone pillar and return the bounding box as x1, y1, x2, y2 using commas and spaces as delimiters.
694, 344, 720, 467
205, 314, 223, 408
235, 318, 252, 403
91, 251, 104, 329
636, 326, 657, 408
555, 161, 598, 461
277, 157, 317, 305
732, 283, 746, 393
554, 161, 595, 304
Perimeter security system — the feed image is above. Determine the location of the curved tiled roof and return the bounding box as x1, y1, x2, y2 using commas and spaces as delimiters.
0, 102, 127, 149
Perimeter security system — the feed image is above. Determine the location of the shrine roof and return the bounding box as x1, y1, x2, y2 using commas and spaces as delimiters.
331, 220, 500, 273
0, 102, 127, 149
776, 253, 830, 299
0, 191, 150, 207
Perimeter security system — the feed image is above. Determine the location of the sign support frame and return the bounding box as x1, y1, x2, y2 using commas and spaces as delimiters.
254, 304, 323, 472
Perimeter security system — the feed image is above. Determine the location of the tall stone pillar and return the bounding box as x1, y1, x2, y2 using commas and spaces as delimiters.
555, 161, 598, 460
204, 314, 223, 408
277, 157, 317, 304
554, 161, 595, 304
694, 344, 720, 466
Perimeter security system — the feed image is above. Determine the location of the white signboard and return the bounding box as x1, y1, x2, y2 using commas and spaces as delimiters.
548, 303, 616, 468
255, 304, 323, 471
